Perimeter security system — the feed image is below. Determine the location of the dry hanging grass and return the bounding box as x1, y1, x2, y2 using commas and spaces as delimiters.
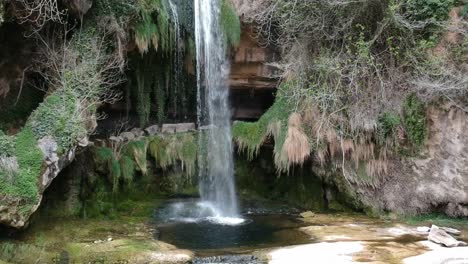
282, 113, 310, 165
366, 159, 388, 178
353, 142, 375, 167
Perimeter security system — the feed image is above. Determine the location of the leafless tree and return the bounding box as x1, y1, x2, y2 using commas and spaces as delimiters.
14, 0, 66, 31
31, 23, 125, 134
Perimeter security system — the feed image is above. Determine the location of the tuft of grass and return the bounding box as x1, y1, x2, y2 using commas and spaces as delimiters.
403, 213, 468, 229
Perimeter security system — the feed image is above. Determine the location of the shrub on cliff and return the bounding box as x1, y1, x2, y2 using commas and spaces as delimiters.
403, 94, 427, 147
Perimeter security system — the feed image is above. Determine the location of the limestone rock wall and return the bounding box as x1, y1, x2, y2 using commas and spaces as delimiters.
357, 104, 468, 216
229, 24, 279, 120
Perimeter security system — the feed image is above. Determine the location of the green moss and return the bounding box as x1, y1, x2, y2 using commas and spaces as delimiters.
220, 0, 241, 48
29, 87, 86, 155
0, 127, 43, 202
403, 213, 468, 229
461, 3, 468, 18
233, 98, 290, 160
0, 132, 15, 157
403, 94, 427, 147
15, 127, 43, 201
0, 242, 44, 263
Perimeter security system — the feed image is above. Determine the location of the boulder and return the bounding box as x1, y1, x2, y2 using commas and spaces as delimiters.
175, 123, 196, 133
300, 211, 316, 218
428, 225, 467, 247
440, 226, 461, 236
120, 132, 135, 141
130, 127, 145, 138
145, 125, 160, 136
162, 124, 177, 134
161, 123, 196, 134
77, 137, 89, 147
109, 136, 123, 143
0, 137, 76, 229
416, 226, 431, 233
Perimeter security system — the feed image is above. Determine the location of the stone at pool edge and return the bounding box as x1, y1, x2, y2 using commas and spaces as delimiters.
440, 226, 462, 236
300, 211, 316, 218
428, 225, 467, 247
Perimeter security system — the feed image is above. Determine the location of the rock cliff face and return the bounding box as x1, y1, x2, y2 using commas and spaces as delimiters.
229, 24, 279, 120
350, 104, 468, 216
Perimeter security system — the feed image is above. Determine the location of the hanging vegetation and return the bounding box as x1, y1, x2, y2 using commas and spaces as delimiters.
93, 132, 197, 193
134, 0, 173, 55
122, 140, 148, 175
220, 0, 241, 48
233, 97, 290, 171
148, 133, 198, 177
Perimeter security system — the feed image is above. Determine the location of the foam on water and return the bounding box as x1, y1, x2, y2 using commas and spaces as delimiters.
206, 216, 246, 226
159, 200, 246, 226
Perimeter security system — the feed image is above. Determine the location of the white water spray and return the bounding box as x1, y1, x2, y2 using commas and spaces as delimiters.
195, 0, 240, 220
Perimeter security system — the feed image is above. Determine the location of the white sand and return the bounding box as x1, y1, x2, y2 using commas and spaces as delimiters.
269, 242, 364, 264
404, 241, 468, 264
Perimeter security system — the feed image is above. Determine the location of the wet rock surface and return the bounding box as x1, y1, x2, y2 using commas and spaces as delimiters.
428, 225, 467, 247
193, 255, 262, 264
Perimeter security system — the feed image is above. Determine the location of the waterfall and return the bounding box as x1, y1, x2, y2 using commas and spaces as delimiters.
195, 0, 240, 219
169, 0, 182, 117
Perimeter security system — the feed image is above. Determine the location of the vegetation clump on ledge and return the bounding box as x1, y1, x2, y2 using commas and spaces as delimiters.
94, 132, 198, 193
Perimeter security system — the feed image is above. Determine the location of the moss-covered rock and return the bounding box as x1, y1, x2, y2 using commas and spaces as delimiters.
235, 148, 356, 212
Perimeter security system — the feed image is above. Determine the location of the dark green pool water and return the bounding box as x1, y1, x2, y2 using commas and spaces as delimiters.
153, 199, 311, 253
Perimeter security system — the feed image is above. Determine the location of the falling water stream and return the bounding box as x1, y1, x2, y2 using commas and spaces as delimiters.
194, 0, 241, 223
168, 0, 181, 113
156, 0, 242, 225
